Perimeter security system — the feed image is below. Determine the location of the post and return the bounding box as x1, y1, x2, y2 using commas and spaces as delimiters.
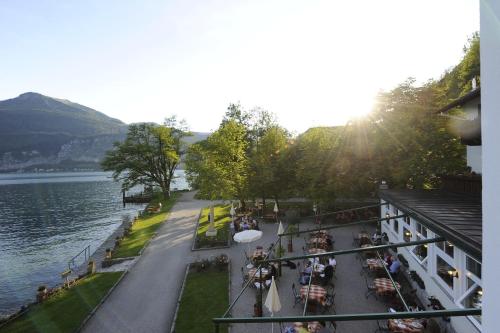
214, 323, 220, 333
259, 265, 263, 317
278, 235, 282, 277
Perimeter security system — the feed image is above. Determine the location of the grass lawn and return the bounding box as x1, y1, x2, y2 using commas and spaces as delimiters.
0, 272, 122, 333
113, 193, 178, 258
195, 205, 230, 248
175, 265, 229, 333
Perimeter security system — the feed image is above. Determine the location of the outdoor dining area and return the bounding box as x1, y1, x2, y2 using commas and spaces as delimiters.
222, 205, 470, 333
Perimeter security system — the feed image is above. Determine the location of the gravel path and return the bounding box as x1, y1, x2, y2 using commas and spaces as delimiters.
82, 191, 207, 333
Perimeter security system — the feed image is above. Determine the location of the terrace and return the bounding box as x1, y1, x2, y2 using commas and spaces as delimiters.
213, 206, 480, 333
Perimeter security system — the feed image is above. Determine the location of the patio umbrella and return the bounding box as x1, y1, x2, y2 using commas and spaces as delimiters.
273, 202, 279, 223
233, 229, 263, 243
277, 221, 284, 236
264, 276, 281, 333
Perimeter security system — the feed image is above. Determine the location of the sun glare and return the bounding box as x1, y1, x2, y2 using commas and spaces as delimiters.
336, 91, 377, 123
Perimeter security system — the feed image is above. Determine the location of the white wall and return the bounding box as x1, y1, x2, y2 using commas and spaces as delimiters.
480, 1, 500, 332
466, 145, 482, 174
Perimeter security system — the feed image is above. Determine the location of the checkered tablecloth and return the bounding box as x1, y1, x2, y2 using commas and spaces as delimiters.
247, 267, 269, 281
310, 231, 331, 238
367, 258, 385, 270
300, 284, 327, 305
294, 321, 324, 333
252, 249, 267, 259
373, 278, 401, 294
308, 248, 326, 254
388, 319, 424, 333
308, 237, 327, 244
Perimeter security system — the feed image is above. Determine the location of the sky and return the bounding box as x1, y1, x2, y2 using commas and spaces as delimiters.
0, 0, 479, 134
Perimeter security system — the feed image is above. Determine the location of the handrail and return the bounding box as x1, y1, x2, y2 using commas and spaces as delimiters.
260, 237, 445, 264
213, 308, 481, 324
279, 214, 407, 237
68, 244, 91, 270
297, 202, 387, 220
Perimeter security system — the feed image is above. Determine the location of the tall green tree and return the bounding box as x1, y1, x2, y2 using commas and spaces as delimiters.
102, 118, 189, 198
185, 120, 250, 205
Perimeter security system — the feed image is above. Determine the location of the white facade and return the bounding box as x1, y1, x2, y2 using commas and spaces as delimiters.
380, 200, 482, 333
467, 145, 482, 174
480, 0, 500, 330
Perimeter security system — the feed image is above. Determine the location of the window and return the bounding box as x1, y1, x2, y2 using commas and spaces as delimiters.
412, 223, 429, 265
436, 255, 456, 289
403, 227, 412, 242
416, 223, 427, 238
436, 241, 454, 258
462, 285, 482, 323
392, 205, 398, 215
393, 219, 399, 234
466, 257, 482, 278
404, 216, 410, 225
459, 257, 482, 327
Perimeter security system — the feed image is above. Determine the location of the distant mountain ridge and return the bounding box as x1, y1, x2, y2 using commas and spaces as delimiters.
0, 92, 208, 172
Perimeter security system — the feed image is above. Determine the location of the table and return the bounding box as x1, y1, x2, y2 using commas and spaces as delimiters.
308, 237, 328, 244
373, 278, 401, 295
388, 319, 424, 333
310, 231, 331, 238
367, 258, 386, 270
294, 321, 325, 333
300, 284, 327, 305
308, 248, 326, 254
252, 249, 267, 260
247, 267, 269, 281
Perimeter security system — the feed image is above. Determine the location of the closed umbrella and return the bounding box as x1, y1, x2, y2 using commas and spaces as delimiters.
277, 221, 284, 236
273, 202, 279, 223
230, 203, 235, 217
264, 276, 281, 333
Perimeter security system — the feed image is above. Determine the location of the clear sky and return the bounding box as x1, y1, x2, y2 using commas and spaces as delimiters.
0, 1, 479, 134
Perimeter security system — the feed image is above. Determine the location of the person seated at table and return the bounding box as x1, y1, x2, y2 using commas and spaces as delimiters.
242, 221, 250, 230
303, 262, 313, 275
316, 321, 331, 333
384, 252, 393, 267
328, 256, 337, 269
325, 237, 333, 248
269, 264, 278, 278
389, 256, 401, 278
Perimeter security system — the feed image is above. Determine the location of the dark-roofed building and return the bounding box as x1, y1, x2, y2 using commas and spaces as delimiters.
380, 88, 483, 333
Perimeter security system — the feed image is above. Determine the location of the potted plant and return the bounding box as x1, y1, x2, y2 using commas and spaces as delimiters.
87, 260, 96, 275
105, 248, 112, 259
36, 285, 47, 303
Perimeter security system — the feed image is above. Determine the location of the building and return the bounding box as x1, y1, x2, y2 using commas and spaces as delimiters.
379, 88, 483, 333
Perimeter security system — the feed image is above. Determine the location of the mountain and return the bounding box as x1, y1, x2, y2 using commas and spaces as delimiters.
0, 92, 209, 172
0, 92, 128, 171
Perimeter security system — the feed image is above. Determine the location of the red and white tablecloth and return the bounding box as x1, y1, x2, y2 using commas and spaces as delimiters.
308, 248, 326, 254
373, 278, 401, 294
252, 249, 267, 259
388, 319, 424, 333
300, 284, 327, 305
367, 258, 385, 270
247, 268, 269, 281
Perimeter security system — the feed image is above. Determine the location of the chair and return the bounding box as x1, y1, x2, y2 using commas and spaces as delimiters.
364, 276, 377, 299
322, 265, 334, 286
424, 318, 442, 333
292, 283, 302, 307
241, 267, 248, 287
360, 261, 370, 276
243, 250, 251, 264
374, 319, 390, 333
322, 293, 336, 314
352, 232, 360, 247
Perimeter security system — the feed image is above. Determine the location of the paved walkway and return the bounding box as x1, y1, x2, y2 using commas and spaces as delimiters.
82, 191, 207, 333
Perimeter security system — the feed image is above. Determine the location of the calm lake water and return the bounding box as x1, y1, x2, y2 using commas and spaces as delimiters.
0, 171, 187, 316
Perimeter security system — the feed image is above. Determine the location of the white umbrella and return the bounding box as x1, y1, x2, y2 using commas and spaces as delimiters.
206, 205, 217, 237
233, 230, 263, 243
264, 276, 281, 333
277, 221, 284, 236
210, 205, 215, 223
273, 202, 279, 213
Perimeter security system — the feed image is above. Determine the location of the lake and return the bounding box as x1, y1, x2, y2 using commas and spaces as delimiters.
0, 171, 188, 316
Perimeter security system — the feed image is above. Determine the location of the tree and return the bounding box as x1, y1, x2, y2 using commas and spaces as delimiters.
102, 118, 189, 198
248, 126, 292, 207
185, 120, 250, 205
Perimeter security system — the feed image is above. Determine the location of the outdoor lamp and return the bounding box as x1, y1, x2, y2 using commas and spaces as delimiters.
385, 213, 390, 219
313, 203, 317, 213
447, 270, 459, 278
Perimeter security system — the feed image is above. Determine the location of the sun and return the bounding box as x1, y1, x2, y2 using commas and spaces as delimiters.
334, 90, 376, 124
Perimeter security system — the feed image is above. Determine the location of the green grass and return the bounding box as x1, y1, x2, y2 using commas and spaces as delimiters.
0, 272, 122, 333
175, 266, 229, 333
113, 193, 178, 258
195, 205, 231, 248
